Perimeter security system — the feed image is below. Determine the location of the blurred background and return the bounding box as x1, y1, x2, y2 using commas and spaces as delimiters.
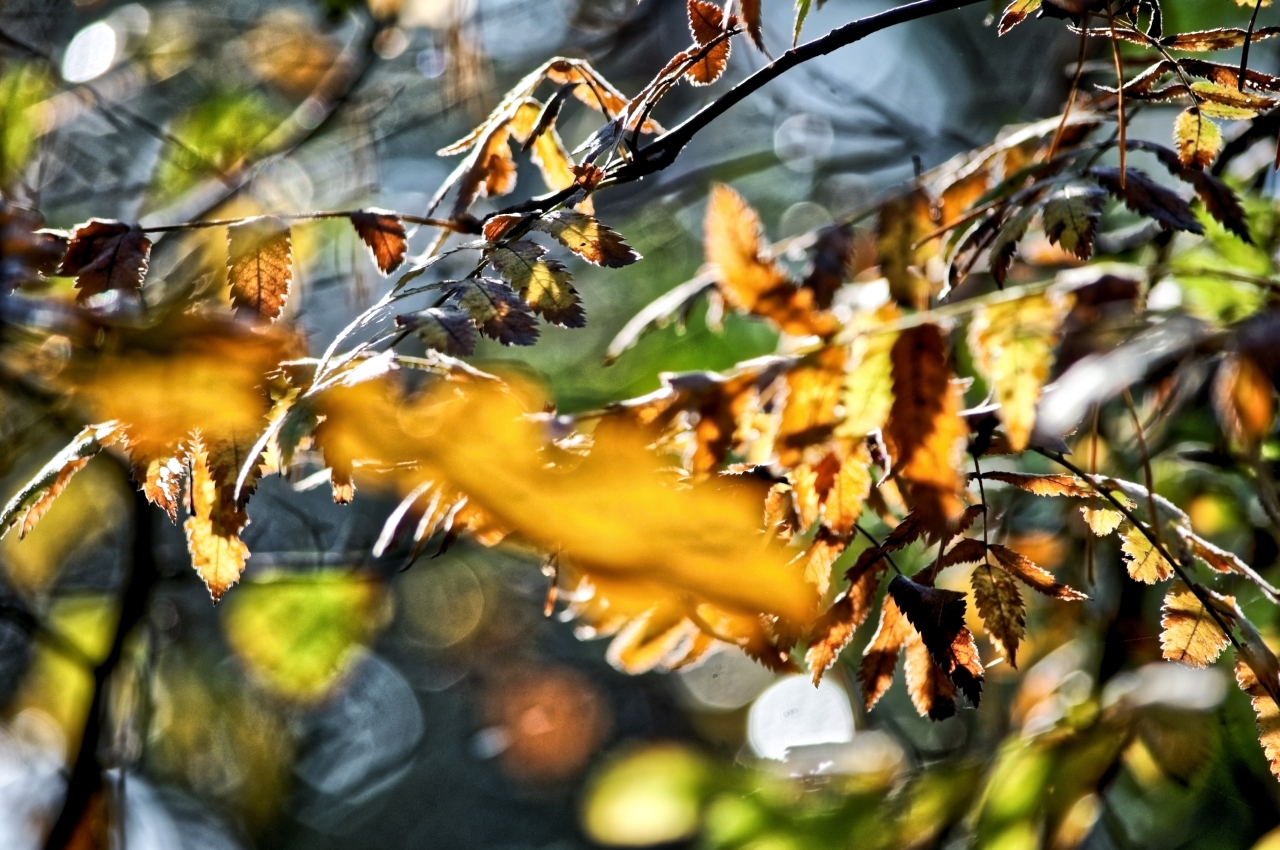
3, 0, 1280, 847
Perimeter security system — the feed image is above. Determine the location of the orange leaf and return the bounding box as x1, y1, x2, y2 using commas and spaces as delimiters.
184, 436, 251, 602
227, 216, 293, 321
1236, 657, 1280, 780
971, 560, 1026, 666
903, 628, 958, 720
981, 471, 1094, 498
859, 597, 911, 711
1214, 352, 1275, 449
350, 211, 407, 274
989, 542, 1087, 600
687, 0, 731, 85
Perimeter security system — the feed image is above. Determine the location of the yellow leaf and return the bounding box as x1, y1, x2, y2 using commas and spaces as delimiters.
998, 0, 1042, 35
968, 290, 1072, 452
1236, 657, 1280, 781
184, 436, 252, 602
1082, 504, 1124, 536
824, 445, 872, 535
1173, 108, 1222, 170
877, 189, 938, 310
1160, 581, 1230, 668
532, 210, 640, 268
1119, 522, 1174, 584
971, 560, 1026, 666
838, 316, 900, 439
227, 216, 293, 321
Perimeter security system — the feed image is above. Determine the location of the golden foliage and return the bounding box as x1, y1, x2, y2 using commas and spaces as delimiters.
1160, 581, 1230, 668
859, 596, 911, 711
1237, 658, 1280, 780
1173, 108, 1222, 170
184, 437, 251, 602
989, 542, 1087, 600
1119, 522, 1175, 584
227, 216, 293, 322
971, 559, 1026, 666
1214, 353, 1275, 449
686, 0, 731, 86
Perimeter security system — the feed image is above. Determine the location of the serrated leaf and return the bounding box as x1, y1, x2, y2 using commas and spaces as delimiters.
884, 324, 967, 535
489, 240, 584, 327
687, 0, 731, 86
981, 471, 1094, 498
1119, 522, 1175, 584
741, 0, 764, 50
1173, 108, 1222, 170
987, 203, 1038, 286
532, 210, 640, 268
838, 311, 900, 439
1082, 504, 1124, 536
1042, 182, 1105, 260
227, 216, 293, 321
1236, 657, 1280, 780
1162, 27, 1280, 52
969, 290, 1072, 452
58, 219, 151, 304
887, 575, 977, 702
989, 542, 1087, 599
823, 446, 872, 535
808, 592, 864, 686
1160, 581, 1230, 668
349, 210, 407, 274
0, 423, 122, 540
859, 597, 911, 711
998, 0, 1042, 35
941, 537, 988, 568
449, 277, 540, 346
130, 450, 184, 523
799, 528, 843, 597
793, 0, 812, 45
1091, 167, 1203, 234
971, 561, 1026, 667
396, 306, 477, 356
184, 436, 253, 603
903, 628, 959, 720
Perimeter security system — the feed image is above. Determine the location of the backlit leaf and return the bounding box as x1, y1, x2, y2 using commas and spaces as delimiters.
971, 560, 1026, 666
808, 592, 865, 686
981, 471, 1094, 498
903, 629, 958, 720
838, 312, 900, 439
396, 307, 478, 356
532, 210, 640, 268
489, 240, 584, 327
1162, 27, 1280, 52
349, 211, 407, 274
184, 436, 252, 602
989, 542, 1086, 599
449, 278, 541, 346
1160, 581, 1229, 668
741, 0, 764, 50
227, 216, 293, 321
823, 446, 872, 535
687, 0, 731, 86
0, 423, 122, 540
1173, 108, 1222, 170
58, 220, 151, 304
1082, 504, 1124, 536
998, 0, 1042, 35
1042, 182, 1105, 260
1119, 522, 1175, 584
859, 597, 911, 711
1091, 167, 1203, 234
1236, 658, 1280, 780
968, 290, 1072, 452
1214, 353, 1275, 448
877, 189, 938, 310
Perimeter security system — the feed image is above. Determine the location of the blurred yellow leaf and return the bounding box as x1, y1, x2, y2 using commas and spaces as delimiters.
581, 744, 709, 846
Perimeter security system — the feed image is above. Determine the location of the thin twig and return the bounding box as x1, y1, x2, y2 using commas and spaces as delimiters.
1122, 388, 1163, 557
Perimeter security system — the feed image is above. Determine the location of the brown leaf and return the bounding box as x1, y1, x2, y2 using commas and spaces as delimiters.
798, 528, 844, 598
1119, 522, 1175, 584
58, 219, 151, 303
807, 594, 859, 686
1160, 581, 1230, 668
903, 629, 958, 720
877, 189, 938, 310
686, 0, 731, 85
131, 452, 184, 524
1214, 352, 1275, 449
888, 575, 967, 665
989, 542, 1087, 599
1162, 27, 1280, 52
1235, 657, 1280, 780
981, 471, 1095, 498
859, 597, 911, 711
532, 210, 640, 268
884, 325, 966, 535
396, 307, 478, 356
971, 560, 1026, 666
998, 0, 1042, 35
740, 0, 764, 50
489, 240, 584, 327
1090, 167, 1204, 234
941, 537, 988, 568
350, 211, 407, 274
227, 216, 293, 321
448, 278, 540, 346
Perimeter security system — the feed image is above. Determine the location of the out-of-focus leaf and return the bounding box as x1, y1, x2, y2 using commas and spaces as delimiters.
227, 216, 293, 321
1173, 108, 1222, 170
877, 189, 938, 310
0, 64, 50, 186
0, 423, 122, 540
838, 311, 900, 439
859, 597, 911, 711
686, 0, 731, 86
969, 290, 1072, 452
741, 0, 764, 50
1119, 522, 1175, 584
1162, 27, 1280, 51
1160, 581, 1230, 668
150, 90, 281, 205
998, 0, 1042, 35
58, 220, 152, 304
531, 211, 640, 268
1214, 352, 1275, 449
489, 240, 584, 327
349, 210, 407, 274
581, 745, 709, 847
884, 324, 966, 535
221, 571, 387, 701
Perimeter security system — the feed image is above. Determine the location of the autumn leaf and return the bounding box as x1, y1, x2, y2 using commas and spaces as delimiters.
349, 210, 407, 274
1236, 657, 1280, 780
1119, 522, 1175, 584
227, 216, 293, 321
877, 189, 937, 310
968, 290, 1073, 452
1081, 504, 1124, 536
775, 346, 846, 464
128, 448, 185, 523
0, 423, 122, 540
1160, 581, 1230, 668
998, 0, 1042, 35
740, 0, 764, 50
808, 592, 866, 686
980, 471, 1095, 498
58, 219, 151, 304
1173, 108, 1222, 170
1214, 352, 1275, 449
686, 0, 731, 86
396, 307, 478, 356
532, 210, 641, 268
1042, 182, 1105, 260
489, 240, 584, 327
884, 324, 967, 534
838, 311, 900, 439
798, 528, 843, 597
823, 446, 872, 535
989, 542, 1087, 599
1161, 27, 1280, 51
971, 559, 1026, 666
1091, 167, 1204, 234
447, 277, 540, 346
903, 630, 958, 720
887, 575, 983, 707
940, 537, 987, 568
184, 436, 253, 602
859, 597, 911, 711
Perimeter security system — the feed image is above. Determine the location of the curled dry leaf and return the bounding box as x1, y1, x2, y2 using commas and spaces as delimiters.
686, 0, 731, 86
58, 219, 152, 304
968, 290, 1072, 452
349, 211, 407, 274
0, 422, 122, 540
1160, 581, 1230, 668
227, 216, 293, 321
